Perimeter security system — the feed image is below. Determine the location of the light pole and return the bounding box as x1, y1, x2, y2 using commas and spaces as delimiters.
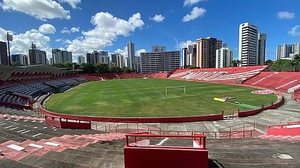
6, 32, 13, 66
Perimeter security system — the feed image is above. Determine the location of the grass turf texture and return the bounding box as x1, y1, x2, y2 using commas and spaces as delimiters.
45, 79, 277, 117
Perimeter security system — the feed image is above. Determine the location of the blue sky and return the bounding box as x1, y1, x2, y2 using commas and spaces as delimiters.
0, 0, 300, 60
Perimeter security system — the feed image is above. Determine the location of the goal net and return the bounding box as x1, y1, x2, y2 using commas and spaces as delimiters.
165, 86, 186, 96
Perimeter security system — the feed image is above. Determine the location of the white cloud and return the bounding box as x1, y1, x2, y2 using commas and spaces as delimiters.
39, 24, 56, 34
150, 14, 165, 22
288, 25, 300, 37
114, 47, 146, 57
0, 27, 10, 42
0, 26, 52, 57
1, 0, 70, 20
277, 11, 295, 20
58, 0, 81, 9
67, 12, 144, 55
115, 46, 128, 57
136, 49, 146, 56
182, 7, 206, 22
61, 27, 80, 34
64, 39, 72, 44
178, 40, 195, 49
183, 0, 205, 7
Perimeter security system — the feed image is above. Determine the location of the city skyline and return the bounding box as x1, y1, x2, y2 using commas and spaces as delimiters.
0, 0, 299, 61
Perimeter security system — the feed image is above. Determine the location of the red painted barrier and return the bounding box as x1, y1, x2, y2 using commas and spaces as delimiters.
124, 147, 208, 168
45, 116, 61, 128
267, 122, 300, 136
124, 133, 208, 168
60, 120, 91, 129
45, 116, 91, 129
238, 96, 284, 117
40, 107, 223, 123
267, 127, 300, 136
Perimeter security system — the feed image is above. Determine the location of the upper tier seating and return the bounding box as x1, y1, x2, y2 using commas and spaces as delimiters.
169, 66, 267, 84
243, 72, 300, 92
59, 78, 79, 86
148, 72, 168, 79
0, 77, 86, 109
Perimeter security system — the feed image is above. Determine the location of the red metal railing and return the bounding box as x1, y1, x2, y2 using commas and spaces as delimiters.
125, 133, 207, 149
268, 121, 300, 129
103, 122, 259, 139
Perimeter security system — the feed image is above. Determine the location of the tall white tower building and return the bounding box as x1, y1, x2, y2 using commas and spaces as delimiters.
127, 41, 135, 69
276, 44, 291, 60
239, 22, 259, 66
216, 47, 233, 68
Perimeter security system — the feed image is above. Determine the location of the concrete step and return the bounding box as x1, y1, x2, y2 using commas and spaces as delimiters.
0, 159, 38, 168
20, 155, 91, 168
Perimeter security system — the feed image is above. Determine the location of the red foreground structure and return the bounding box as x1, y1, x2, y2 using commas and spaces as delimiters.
267, 121, 300, 136
124, 133, 208, 168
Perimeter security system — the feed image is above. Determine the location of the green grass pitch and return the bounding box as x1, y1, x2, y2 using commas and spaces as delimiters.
45, 79, 277, 117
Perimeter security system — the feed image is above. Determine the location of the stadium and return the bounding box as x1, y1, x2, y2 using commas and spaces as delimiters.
0, 65, 299, 168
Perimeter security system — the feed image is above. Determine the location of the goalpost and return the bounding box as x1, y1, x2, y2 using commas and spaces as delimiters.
165, 86, 186, 96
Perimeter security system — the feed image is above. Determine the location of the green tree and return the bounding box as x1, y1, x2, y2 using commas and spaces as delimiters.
292, 54, 300, 71
265, 59, 273, 66
64, 62, 73, 69
121, 66, 134, 73
231, 60, 240, 67
53, 63, 65, 68
72, 63, 80, 69
110, 66, 122, 73
95, 63, 109, 73
82, 64, 96, 73
270, 59, 294, 72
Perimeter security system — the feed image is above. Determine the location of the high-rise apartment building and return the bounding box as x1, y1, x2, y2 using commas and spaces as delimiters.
86, 53, 93, 64
187, 44, 197, 66
141, 46, 180, 73
0, 41, 8, 65
52, 49, 72, 64
11, 54, 29, 66
97, 51, 110, 65
86, 51, 109, 65
258, 33, 267, 65
29, 44, 47, 65
239, 22, 259, 66
135, 56, 141, 72
276, 44, 291, 60
276, 42, 300, 60
77, 56, 85, 64
111, 53, 125, 68
127, 41, 135, 69
196, 37, 222, 68
291, 42, 300, 56
181, 48, 187, 67
216, 48, 233, 68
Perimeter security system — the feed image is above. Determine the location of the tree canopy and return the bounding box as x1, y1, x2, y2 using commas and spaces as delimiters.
269, 54, 300, 72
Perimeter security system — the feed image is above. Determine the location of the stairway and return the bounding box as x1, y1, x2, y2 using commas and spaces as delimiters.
0, 133, 125, 161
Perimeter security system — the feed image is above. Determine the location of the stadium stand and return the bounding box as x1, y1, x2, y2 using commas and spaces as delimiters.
294, 89, 300, 103
243, 72, 300, 92
0, 106, 125, 167
147, 72, 168, 79
1, 65, 300, 167
81, 73, 144, 80
169, 66, 267, 84
0, 66, 87, 110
